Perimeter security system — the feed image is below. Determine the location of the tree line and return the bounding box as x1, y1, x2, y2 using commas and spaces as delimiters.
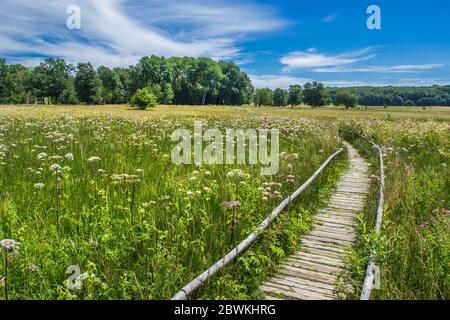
0, 56, 253, 106
1, 56, 449, 107
254, 82, 349, 108
255, 83, 450, 107
328, 85, 450, 106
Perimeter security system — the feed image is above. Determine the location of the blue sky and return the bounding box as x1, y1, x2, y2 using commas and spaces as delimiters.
0, 0, 449, 88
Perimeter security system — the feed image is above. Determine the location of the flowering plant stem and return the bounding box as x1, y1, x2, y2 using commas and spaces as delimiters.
3, 253, 8, 300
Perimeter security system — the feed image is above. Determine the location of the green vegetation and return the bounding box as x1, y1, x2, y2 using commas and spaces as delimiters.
329, 85, 450, 106
2, 57, 449, 109
253, 88, 273, 106
272, 88, 289, 106
288, 85, 303, 108
0, 104, 448, 300
339, 120, 449, 300
335, 91, 358, 109
0, 56, 253, 106
130, 87, 157, 110
74, 63, 102, 105
302, 82, 329, 108
0, 112, 343, 299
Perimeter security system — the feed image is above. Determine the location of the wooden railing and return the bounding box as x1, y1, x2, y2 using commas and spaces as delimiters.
171, 147, 344, 300
360, 142, 385, 300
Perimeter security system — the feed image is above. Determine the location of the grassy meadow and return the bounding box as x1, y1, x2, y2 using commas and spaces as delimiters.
0, 104, 448, 300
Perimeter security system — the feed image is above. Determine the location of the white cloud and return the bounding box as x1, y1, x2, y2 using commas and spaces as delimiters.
280, 47, 444, 75
249, 74, 312, 89
249, 74, 449, 89
322, 13, 338, 23
280, 48, 376, 72
312, 64, 444, 73
131, 0, 288, 38
0, 0, 288, 67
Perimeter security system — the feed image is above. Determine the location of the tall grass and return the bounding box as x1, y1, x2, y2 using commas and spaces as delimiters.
340, 119, 449, 300
0, 114, 342, 299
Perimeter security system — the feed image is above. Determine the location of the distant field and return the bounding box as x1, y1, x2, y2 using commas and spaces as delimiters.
0, 104, 449, 120
0, 104, 448, 300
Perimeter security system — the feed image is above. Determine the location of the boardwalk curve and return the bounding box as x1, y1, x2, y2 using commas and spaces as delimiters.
262, 142, 369, 300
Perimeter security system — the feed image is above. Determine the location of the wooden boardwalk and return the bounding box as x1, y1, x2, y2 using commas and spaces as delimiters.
262, 143, 370, 300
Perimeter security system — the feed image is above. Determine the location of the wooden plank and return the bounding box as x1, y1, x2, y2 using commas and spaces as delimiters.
308, 230, 355, 242
260, 142, 370, 301
271, 274, 336, 292
315, 215, 357, 225
261, 283, 333, 300
300, 246, 345, 260
265, 277, 336, 299
317, 209, 358, 219
284, 257, 344, 274
316, 208, 358, 221
290, 253, 346, 269
313, 224, 355, 235
300, 239, 346, 253
304, 234, 353, 247
279, 265, 337, 284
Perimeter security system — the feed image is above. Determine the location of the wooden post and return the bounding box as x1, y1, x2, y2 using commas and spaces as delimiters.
360, 142, 385, 300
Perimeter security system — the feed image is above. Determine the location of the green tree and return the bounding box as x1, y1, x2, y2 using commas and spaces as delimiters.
288, 85, 302, 107
114, 67, 132, 101
162, 83, 174, 104
130, 87, 157, 109
130, 56, 172, 93
335, 91, 358, 108
32, 58, 73, 104
0, 58, 12, 103
98, 66, 125, 104
217, 61, 253, 105
253, 88, 273, 106
272, 88, 288, 106
195, 58, 223, 105
1, 61, 35, 104
61, 78, 78, 104
74, 63, 102, 104
168, 57, 196, 105
303, 82, 328, 108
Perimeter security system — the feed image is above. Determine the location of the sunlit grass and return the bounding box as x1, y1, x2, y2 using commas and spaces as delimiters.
0, 111, 344, 299
0, 104, 448, 300
0, 104, 449, 121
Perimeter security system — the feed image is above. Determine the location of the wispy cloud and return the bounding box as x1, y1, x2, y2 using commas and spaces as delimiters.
280, 47, 444, 74
0, 0, 288, 67
249, 74, 449, 89
249, 74, 311, 89
130, 0, 289, 38
312, 64, 444, 73
280, 47, 376, 72
322, 13, 338, 23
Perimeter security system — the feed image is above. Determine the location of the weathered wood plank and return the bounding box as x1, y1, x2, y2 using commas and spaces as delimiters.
278, 265, 337, 284
284, 257, 344, 274
261, 142, 369, 301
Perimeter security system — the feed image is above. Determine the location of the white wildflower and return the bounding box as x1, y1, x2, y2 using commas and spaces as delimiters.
50, 163, 62, 174
37, 152, 47, 160
87, 156, 101, 163
64, 153, 74, 161
0, 239, 20, 252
